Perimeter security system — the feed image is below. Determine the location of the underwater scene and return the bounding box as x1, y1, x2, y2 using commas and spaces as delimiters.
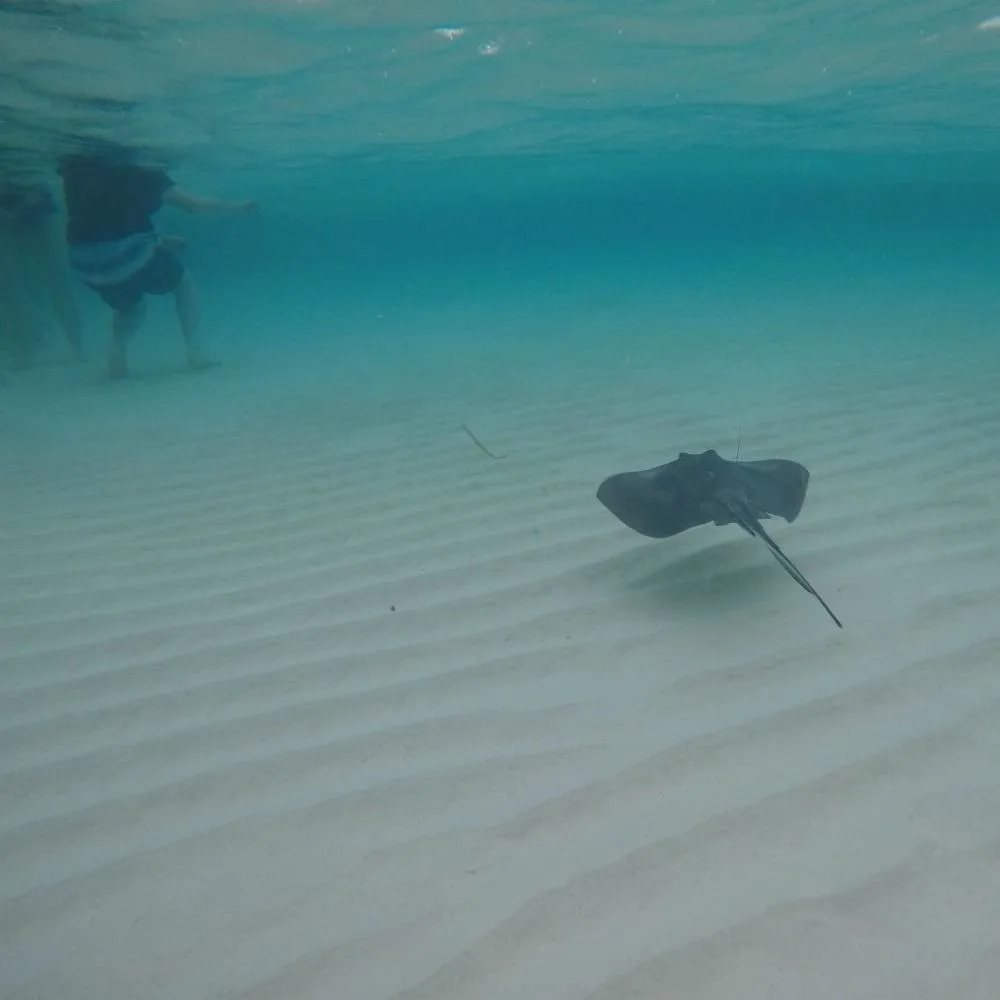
2, 3, 1000, 998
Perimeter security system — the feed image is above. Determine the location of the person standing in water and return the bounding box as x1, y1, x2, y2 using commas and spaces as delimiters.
0, 178, 84, 368
58, 149, 258, 379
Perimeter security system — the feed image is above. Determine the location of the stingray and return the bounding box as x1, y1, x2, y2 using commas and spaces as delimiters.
596, 448, 842, 628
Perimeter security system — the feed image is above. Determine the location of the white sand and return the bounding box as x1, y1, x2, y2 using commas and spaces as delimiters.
2, 315, 1000, 999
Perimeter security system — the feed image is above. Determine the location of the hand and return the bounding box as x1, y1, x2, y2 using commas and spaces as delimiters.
159, 234, 188, 255
235, 200, 260, 217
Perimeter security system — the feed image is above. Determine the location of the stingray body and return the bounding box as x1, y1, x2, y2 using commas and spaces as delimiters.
597, 449, 842, 628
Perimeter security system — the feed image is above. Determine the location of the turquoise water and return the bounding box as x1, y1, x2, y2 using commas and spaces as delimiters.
6, 9, 1000, 997
2, 3, 1000, 393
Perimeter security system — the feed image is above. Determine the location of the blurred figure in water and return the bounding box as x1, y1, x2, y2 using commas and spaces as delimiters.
0, 178, 85, 370
58, 147, 258, 380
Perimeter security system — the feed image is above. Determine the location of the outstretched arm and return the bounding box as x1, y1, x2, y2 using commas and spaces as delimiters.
163, 186, 259, 217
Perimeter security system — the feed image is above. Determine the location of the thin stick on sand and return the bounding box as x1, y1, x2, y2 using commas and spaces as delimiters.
462, 422, 507, 460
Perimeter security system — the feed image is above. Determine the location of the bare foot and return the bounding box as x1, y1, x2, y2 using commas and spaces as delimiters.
187, 348, 220, 372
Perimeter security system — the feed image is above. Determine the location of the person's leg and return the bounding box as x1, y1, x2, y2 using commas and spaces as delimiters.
98, 246, 215, 375
108, 299, 146, 379
173, 269, 211, 369
27, 213, 85, 361
0, 222, 48, 368
94, 269, 147, 380
130, 244, 212, 370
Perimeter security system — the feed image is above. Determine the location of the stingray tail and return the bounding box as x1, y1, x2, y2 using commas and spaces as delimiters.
730, 506, 843, 629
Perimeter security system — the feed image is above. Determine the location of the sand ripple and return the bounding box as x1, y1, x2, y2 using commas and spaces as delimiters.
2, 361, 999, 999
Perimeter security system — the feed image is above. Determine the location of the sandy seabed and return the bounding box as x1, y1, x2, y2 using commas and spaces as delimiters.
2, 299, 1000, 1000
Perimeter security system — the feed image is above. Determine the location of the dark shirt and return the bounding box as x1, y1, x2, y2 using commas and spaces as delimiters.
59, 156, 174, 245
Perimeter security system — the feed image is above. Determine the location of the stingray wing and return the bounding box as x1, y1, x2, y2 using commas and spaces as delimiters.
735, 459, 810, 524
724, 500, 842, 629
596, 465, 713, 539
